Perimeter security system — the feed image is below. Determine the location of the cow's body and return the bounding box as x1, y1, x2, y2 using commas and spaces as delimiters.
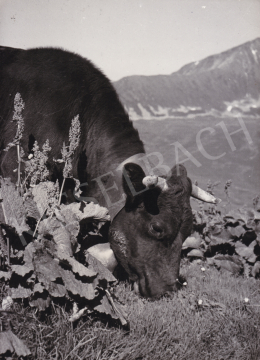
0, 47, 144, 211
0, 46, 214, 298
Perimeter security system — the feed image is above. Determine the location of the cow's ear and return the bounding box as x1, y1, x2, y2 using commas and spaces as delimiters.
170, 164, 192, 196
122, 163, 146, 209
171, 164, 188, 178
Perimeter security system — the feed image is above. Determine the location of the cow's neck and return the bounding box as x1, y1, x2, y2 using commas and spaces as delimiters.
83, 120, 145, 220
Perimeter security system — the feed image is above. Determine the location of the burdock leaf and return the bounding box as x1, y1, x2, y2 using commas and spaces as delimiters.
65, 221, 80, 247
0, 178, 29, 235
224, 208, 248, 224
59, 267, 96, 300
0, 271, 11, 280
94, 293, 113, 316
57, 252, 97, 278
94, 291, 128, 326
23, 193, 41, 220
11, 285, 32, 299
210, 236, 228, 246
227, 226, 246, 239
0, 330, 31, 357
31, 181, 59, 216
213, 254, 242, 274
54, 207, 80, 248
58, 201, 110, 223
33, 283, 45, 293
247, 253, 257, 264
209, 228, 233, 245
38, 217, 73, 256
252, 262, 260, 278
11, 264, 33, 277
235, 242, 255, 260
23, 241, 37, 264
29, 296, 51, 311
187, 249, 204, 258
34, 251, 63, 284
224, 207, 260, 228
47, 282, 67, 298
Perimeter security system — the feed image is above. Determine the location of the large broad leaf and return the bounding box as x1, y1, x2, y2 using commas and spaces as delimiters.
226, 226, 245, 239
47, 282, 67, 298
94, 293, 115, 316
0, 330, 31, 357
210, 226, 245, 245
182, 236, 201, 250
213, 254, 242, 274
34, 249, 64, 284
23, 241, 37, 264
0, 271, 11, 280
11, 285, 32, 299
187, 249, 204, 258
54, 206, 80, 248
94, 292, 128, 326
9, 241, 98, 305
57, 252, 97, 278
235, 242, 257, 262
38, 218, 73, 256
31, 181, 59, 217
57, 201, 110, 226
252, 262, 260, 278
224, 208, 249, 225
59, 267, 96, 300
23, 192, 41, 220
11, 264, 33, 277
33, 283, 45, 293
224, 207, 260, 229
0, 178, 29, 235
29, 296, 51, 311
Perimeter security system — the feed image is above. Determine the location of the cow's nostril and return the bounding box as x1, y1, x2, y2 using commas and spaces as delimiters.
150, 223, 164, 237
152, 223, 162, 233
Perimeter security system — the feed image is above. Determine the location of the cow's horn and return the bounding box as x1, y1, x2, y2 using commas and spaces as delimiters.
142, 176, 169, 191
191, 184, 221, 204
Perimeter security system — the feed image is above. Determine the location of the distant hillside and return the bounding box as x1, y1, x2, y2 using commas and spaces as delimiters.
113, 38, 260, 120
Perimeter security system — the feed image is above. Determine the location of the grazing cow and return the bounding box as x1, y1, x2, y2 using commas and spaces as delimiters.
0, 46, 217, 298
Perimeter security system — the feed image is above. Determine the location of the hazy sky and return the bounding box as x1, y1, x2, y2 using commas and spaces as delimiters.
0, 0, 260, 81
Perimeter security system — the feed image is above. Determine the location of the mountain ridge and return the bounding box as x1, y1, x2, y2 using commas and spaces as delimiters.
113, 38, 260, 120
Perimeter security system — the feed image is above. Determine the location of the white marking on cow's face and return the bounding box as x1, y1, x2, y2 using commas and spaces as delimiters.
111, 230, 127, 258
133, 282, 139, 294
87, 243, 118, 272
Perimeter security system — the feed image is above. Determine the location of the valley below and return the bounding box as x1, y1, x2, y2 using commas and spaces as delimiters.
134, 116, 260, 211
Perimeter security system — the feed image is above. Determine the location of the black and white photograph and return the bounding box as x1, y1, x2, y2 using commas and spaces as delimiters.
0, 1, 260, 359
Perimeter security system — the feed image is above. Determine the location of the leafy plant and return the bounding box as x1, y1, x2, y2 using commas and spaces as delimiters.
0, 178, 128, 318
54, 114, 81, 205
184, 203, 260, 278
24, 139, 52, 187
4, 93, 25, 190
0, 95, 128, 341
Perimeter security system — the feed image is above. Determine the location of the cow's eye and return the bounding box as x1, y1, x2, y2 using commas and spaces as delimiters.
150, 223, 163, 237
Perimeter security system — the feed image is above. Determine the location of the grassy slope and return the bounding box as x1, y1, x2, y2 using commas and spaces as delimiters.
133, 116, 260, 210
2, 262, 260, 360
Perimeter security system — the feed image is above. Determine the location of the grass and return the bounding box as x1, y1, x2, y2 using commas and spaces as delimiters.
1, 261, 260, 360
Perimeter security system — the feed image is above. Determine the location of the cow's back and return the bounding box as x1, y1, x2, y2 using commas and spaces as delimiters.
0, 47, 144, 195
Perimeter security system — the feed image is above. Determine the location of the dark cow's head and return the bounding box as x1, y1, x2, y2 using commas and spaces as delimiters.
109, 163, 195, 298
